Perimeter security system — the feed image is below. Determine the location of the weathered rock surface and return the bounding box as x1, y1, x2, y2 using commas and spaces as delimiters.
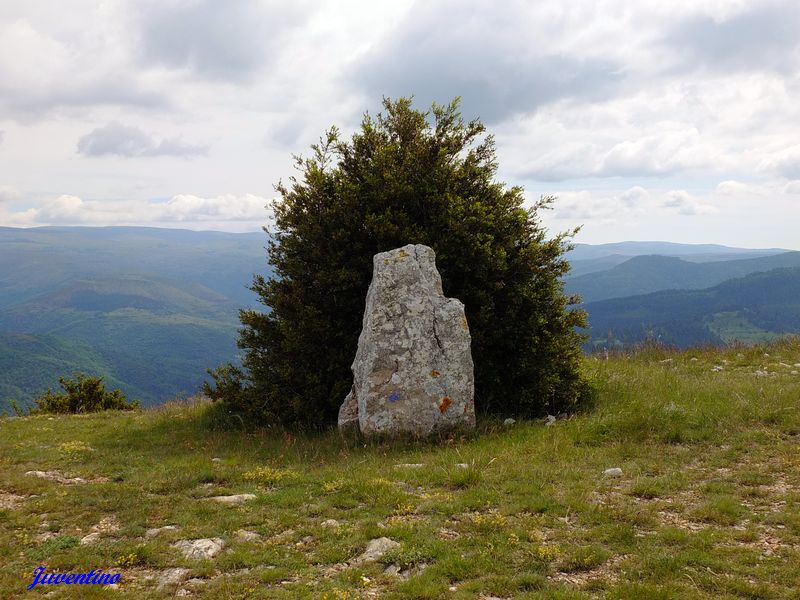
173, 538, 225, 560
145, 525, 179, 539
603, 467, 624, 478
354, 537, 400, 563
155, 568, 191, 590
234, 529, 262, 542
338, 244, 475, 436
207, 493, 256, 505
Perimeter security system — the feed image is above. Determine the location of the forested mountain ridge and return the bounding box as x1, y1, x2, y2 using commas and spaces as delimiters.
583, 267, 800, 350
0, 227, 271, 412
566, 251, 800, 303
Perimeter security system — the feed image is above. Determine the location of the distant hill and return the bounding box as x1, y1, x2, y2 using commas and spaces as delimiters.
0, 226, 270, 309
567, 252, 800, 303
0, 226, 270, 412
566, 241, 789, 277
583, 267, 800, 350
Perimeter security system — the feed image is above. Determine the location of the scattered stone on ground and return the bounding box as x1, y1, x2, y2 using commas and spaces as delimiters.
438, 528, 460, 540
25, 470, 108, 485
320, 519, 340, 528
393, 463, 425, 469
267, 529, 296, 544
234, 529, 261, 542
79, 532, 102, 545
173, 538, 226, 560
454, 463, 470, 469
657, 509, 708, 532
338, 244, 475, 436
0, 491, 26, 510
145, 525, 179, 539
395, 481, 425, 496
91, 515, 120, 534
207, 493, 256, 505
354, 537, 400, 564
155, 568, 192, 590
503, 418, 516, 426
211, 457, 222, 463
383, 562, 428, 579
545, 415, 557, 427
603, 467, 624, 478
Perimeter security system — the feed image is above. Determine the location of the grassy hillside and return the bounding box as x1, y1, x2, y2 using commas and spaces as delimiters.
567, 252, 800, 303
583, 267, 800, 350
2, 341, 799, 598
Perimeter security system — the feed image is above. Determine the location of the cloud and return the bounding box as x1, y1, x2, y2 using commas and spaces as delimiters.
12, 193, 272, 227
661, 1, 800, 75
136, 0, 310, 81
758, 144, 800, 180
661, 190, 716, 215
0, 130, 4, 145
0, 15, 168, 120
77, 122, 207, 158
617, 186, 650, 206
349, 0, 624, 123
0, 186, 20, 203
782, 180, 800, 195
519, 129, 709, 181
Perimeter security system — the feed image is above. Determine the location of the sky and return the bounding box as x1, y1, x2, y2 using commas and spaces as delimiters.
0, 0, 798, 248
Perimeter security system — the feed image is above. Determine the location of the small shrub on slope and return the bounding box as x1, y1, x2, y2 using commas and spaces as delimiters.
31, 373, 138, 414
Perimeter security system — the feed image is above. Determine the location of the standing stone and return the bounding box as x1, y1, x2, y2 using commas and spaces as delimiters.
338, 244, 475, 436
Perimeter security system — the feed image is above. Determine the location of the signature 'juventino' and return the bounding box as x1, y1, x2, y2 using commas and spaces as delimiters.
28, 566, 121, 589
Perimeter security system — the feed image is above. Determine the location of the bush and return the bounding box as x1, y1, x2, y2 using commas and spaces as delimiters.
206, 96, 590, 427
32, 374, 138, 414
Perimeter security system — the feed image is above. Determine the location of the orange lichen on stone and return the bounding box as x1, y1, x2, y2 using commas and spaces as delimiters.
462, 317, 469, 330
431, 370, 440, 378
439, 396, 452, 413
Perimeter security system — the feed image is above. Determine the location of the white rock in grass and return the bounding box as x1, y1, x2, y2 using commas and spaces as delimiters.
503, 418, 516, 426
146, 525, 179, 539
234, 529, 261, 542
173, 538, 225, 560
393, 463, 425, 469
208, 494, 256, 506
321, 519, 340, 528
79, 532, 102, 545
354, 537, 400, 563
603, 467, 624, 478
156, 567, 191, 589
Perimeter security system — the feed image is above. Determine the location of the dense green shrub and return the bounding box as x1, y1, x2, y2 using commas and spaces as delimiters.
32, 374, 138, 414
206, 97, 590, 427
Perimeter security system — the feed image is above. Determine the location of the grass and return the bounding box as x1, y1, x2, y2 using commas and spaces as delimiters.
1, 338, 799, 598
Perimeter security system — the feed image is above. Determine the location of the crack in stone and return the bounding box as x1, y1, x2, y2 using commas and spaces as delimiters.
432, 312, 443, 350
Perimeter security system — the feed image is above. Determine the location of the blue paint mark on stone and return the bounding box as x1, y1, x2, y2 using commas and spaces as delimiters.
388, 391, 400, 402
